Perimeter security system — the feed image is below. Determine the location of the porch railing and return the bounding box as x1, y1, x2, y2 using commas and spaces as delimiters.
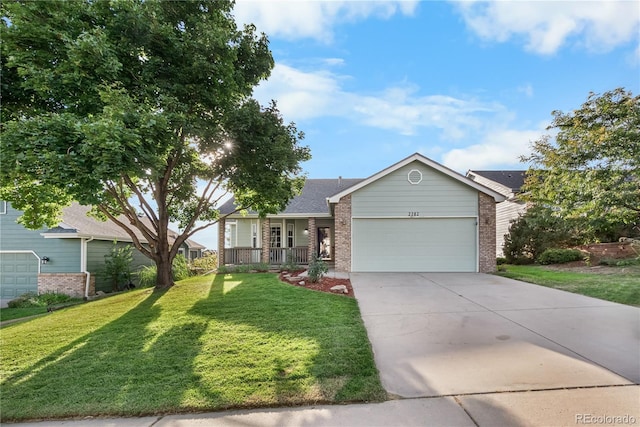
225, 247, 261, 265
224, 247, 308, 266
270, 247, 308, 265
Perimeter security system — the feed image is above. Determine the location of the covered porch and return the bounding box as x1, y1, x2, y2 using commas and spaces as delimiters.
217, 217, 335, 267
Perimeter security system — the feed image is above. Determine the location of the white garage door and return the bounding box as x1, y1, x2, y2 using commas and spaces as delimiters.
0, 252, 39, 299
352, 218, 477, 272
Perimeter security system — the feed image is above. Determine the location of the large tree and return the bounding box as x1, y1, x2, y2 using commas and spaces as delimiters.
522, 88, 640, 235
1, 1, 310, 288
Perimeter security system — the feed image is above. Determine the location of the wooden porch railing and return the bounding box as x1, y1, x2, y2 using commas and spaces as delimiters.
224, 247, 308, 265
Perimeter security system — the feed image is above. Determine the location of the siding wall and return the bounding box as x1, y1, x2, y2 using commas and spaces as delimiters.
232, 218, 309, 248
352, 161, 478, 217
496, 200, 527, 256
0, 203, 81, 273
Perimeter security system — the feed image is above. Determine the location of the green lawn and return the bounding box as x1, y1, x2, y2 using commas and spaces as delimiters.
0, 274, 385, 422
496, 265, 640, 306
0, 307, 48, 322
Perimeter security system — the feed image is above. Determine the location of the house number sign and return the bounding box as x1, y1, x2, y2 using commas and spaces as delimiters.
408, 212, 420, 217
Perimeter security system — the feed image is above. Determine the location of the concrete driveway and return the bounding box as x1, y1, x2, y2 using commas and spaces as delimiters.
350, 273, 640, 399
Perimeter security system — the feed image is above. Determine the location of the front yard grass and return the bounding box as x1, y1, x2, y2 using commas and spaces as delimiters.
0, 273, 385, 422
496, 265, 640, 306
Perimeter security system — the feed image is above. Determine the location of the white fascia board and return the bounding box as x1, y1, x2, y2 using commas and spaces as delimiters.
225, 213, 332, 219
40, 232, 141, 243
328, 153, 506, 203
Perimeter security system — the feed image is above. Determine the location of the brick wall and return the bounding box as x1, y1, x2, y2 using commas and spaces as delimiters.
217, 218, 226, 267
478, 192, 497, 273
307, 217, 316, 263
38, 273, 95, 298
261, 218, 270, 264
334, 195, 352, 272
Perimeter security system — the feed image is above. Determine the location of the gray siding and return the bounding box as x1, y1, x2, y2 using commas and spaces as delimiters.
0, 203, 81, 274
230, 218, 310, 248
352, 161, 478, 217
496, 200, 527, 256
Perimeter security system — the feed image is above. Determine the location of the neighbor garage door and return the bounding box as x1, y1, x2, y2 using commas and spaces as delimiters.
0, 252, 39, 299
352, 218, 477, 272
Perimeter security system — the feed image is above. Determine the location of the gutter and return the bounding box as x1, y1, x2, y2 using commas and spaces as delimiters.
82, 237, 95, 299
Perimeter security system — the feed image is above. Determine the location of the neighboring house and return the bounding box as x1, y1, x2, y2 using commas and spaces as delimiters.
0, 202, 204, 303
466, 170, 527, 257
218, 153, 505, 273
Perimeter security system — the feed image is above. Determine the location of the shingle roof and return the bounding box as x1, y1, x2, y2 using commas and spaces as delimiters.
468, 170, 527, 193
44, 203, 205, 249
218, 178, 365, 216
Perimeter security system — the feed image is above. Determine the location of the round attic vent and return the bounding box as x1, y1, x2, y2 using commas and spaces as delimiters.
408, 169, 422, 185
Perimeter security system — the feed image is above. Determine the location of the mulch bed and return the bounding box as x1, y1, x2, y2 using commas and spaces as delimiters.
278, 271, 354, 298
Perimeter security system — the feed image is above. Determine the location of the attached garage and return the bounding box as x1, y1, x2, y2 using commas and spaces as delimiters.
0, 251, 39, 299
352, 217, 477, 272
328, 153, 505, 273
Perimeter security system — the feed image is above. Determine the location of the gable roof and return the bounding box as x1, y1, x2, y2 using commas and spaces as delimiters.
327, 153, 506, 204
467, 170, 527, 193
41, 203, 205, 249
219, 178, 365, 217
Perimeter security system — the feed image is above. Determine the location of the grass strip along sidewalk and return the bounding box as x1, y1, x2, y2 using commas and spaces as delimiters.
0, 274, 385, 422
496, 265, 640, 306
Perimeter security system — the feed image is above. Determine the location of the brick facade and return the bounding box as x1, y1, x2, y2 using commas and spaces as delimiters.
217, 218, 226, 267
307, 217, 316, 262
478, 192, 497, 273
261, 218, 271, 264
38, 273, 95, 298
334, 195, 352, 272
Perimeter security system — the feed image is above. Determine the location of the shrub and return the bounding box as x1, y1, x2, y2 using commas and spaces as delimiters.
191, 253, 217, 274
537, 248, 585, 265
308, 255, 328, 283
503, 205, 579, 263
101, 242, 134, 292
8, 292, 80, 308
281, 253, 300, 272
172, 254, 192, 281
496, 257, 507, 265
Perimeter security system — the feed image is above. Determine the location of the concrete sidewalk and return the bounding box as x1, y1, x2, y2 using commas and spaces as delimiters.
13, 386, 640, 427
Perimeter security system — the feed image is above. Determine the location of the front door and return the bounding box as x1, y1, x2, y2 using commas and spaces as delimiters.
317, 227, 331, 260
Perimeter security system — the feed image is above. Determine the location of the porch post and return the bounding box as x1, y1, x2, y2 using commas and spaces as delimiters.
217, 218, 225, 267
261, 218, 271, 264
307, 217, 316, 262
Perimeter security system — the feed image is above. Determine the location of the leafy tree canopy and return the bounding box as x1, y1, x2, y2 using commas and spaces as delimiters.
1, 0, 310, 288
522, 88, 640, 232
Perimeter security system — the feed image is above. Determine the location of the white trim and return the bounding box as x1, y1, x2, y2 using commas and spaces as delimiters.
328, 153, 506, 204
352, 215, 478, 220
407, 169, 423, 185
350, 216, 480, 273
40, 232, 142, 243
225, 213, 333, 219
286, 222, 295, 248
0, 250, 42, 274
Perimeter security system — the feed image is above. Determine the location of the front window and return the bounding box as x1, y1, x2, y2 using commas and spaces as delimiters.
270, 226, 281, 248
287, 224, 294, 248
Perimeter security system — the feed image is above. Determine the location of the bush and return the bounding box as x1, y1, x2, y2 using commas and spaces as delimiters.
537, 248, 585, 265
191, 253, 217, 274
101, 243, 134, 292
503, 205, 579, 263
281, 253, 300, 272
496, 257, 507, 265
8, 292, 80, 308
308, 255, 328, 283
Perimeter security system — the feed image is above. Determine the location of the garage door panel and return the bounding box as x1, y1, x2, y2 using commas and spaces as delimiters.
0, 252, 39, 298
352, 218, 476, 272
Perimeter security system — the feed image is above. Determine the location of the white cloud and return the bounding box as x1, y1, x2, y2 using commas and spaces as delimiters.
454, 1, 640, 55
234, 0, 418, 42
255, 63, 505, 138
517, 83, 534, 98
441, 128, 546, 172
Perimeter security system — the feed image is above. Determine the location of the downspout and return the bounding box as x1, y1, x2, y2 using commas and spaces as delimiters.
82, 237, 95, 299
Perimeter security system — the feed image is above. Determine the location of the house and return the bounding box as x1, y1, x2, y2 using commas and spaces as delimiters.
218, 153, 505, 273
466, 170, 527, 257
0, 202, 204, 303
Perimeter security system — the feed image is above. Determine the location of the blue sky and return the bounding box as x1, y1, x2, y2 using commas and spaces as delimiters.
197, 0, 640, 250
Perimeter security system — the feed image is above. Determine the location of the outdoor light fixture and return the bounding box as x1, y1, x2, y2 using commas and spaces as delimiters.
41, 256, 50, 265
303, 228, 309, 235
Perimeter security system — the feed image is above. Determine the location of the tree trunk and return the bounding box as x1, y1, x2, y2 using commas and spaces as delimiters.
155, 245, 174, 289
